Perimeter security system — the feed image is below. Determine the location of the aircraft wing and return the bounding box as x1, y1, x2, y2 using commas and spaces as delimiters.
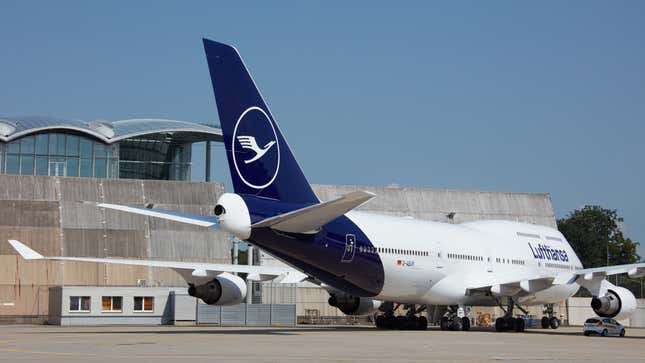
467, 262, 645, 297
7, 240, 307, 285
252, 191, 375, 233
570, 263, 645, 281
95, 202, 219, 228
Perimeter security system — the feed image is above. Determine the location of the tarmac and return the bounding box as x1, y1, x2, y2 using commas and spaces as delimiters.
0, 325, 643, 363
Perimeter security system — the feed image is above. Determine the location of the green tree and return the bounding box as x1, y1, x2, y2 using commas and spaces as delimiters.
557, 206, 640, 268
558, 206, 642, 298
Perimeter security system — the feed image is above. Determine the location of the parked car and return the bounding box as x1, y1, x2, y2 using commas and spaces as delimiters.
583, 317, 625, 337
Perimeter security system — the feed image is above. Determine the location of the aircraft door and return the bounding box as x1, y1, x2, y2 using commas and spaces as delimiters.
433, 241, 444, 270
486, 255, 493, 272
341, 234, 356, 263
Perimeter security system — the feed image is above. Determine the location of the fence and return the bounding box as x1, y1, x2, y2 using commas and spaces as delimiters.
196, 303, 296, 326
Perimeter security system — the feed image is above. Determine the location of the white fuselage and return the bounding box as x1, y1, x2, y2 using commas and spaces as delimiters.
347, 211, 583, 306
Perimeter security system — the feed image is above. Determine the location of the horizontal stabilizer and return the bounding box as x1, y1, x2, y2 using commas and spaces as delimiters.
96, 203, 219, 228
251, 191, 375, 233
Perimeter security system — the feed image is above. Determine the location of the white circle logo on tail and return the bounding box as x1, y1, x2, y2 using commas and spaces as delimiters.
232, 106, 280, 189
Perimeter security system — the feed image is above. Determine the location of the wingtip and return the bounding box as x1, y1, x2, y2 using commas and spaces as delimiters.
7, 240, 44, 260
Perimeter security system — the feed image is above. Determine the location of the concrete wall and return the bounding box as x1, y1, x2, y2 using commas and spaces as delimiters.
312, 184, 556, 227
0, 175, 229, 323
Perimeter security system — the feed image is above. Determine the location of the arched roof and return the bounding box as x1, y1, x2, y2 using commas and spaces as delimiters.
0, 116, 223, 143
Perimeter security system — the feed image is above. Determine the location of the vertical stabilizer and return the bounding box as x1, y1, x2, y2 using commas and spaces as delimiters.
203, 39, 318, 204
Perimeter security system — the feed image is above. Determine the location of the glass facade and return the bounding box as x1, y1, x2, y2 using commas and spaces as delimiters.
118, 136, 191, 181
1, 132, 193, 181
0, 133, 118, 178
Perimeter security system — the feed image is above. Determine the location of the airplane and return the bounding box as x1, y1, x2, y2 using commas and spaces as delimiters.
8, 39, 645, 332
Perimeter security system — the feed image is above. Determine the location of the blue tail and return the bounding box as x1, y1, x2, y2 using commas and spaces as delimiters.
203, 39, 318, 204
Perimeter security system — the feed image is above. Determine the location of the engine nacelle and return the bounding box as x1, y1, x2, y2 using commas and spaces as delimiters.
188, 273, 247, 306
328, 292, 382, 316
591, 286, 637, 320
214, 193, 251, 240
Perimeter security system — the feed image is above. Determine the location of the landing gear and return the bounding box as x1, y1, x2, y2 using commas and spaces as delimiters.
541, 304, 560, 329
494, 316, 525, 332
439, 305, 472, 331
549, 316, 560, 329
461, 316, 471, 331
375, 304, 428, 330
493, 297, 526, 332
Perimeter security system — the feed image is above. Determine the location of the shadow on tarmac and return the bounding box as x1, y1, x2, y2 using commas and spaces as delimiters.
32, 325, 645, 339
35, 326, 376, 336
463, 327, 645, 340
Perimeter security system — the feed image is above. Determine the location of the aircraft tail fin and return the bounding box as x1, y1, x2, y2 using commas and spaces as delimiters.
203, 39, 318, 204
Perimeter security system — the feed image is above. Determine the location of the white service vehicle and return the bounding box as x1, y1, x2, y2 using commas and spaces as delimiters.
583, 317, 626, 337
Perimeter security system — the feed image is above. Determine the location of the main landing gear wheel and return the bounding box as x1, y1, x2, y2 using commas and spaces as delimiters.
461, 317, 471, 331
440, 316, 449, 331
438, 306, 472, 331
549, 317, 560, 329
541, 304, 559, 330
375, 315, 385, 329
377, 315, 426, 330
375, 304, 428, 330
450, 317, 463, 331
417, 316, 428, 330
492, 297, 528, 333
514, 318, 525, 332
495, 317, 524, 332
495, 317, 506, 332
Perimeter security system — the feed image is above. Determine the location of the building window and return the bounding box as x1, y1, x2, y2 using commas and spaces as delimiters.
134, 296, 154, 312
69, 296, 91, 312
5, 154, 19, 174
20, 155, 34, 175
2, 133, 118, 178
102, 296, 123, 312
118, 136, 192, 181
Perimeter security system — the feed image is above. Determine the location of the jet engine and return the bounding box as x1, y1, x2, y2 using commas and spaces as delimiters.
214, 193, 251, 240
188, 273, 247, 306
328, 292, 382, 315
591, 286, 637, 320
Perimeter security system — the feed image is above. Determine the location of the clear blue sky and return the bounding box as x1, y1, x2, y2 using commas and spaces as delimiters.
1, 1, 643, 257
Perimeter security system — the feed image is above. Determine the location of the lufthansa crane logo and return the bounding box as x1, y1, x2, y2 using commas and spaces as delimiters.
232, 106, 280, 189
236, 136, 276, 164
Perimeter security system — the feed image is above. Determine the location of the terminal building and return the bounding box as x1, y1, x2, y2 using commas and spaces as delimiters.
0, 116, 222, 180
4, 115, 617, 326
